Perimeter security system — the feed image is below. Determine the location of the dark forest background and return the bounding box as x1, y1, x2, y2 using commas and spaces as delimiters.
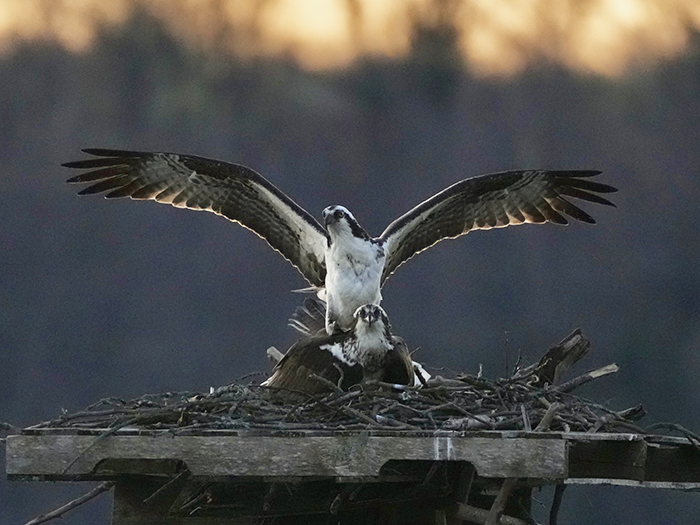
2, 9, 700, 524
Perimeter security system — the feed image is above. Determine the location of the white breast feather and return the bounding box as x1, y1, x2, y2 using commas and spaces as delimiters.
326, 233, 385, 330
352, 323, 391, 364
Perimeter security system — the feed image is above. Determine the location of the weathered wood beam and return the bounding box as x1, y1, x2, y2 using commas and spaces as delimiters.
6, 433, 567, 480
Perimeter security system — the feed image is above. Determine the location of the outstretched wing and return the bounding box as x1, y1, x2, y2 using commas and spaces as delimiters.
64, 149, 329, 286
379, 170, 616, 282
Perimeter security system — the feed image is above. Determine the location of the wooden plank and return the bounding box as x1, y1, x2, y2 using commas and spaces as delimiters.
14, 427, 695, 445
644, 442, 700, 483
9, 430, 700, 487
5, 433, 567, 480
568, 439, 647, 480
564, 479, 700, 490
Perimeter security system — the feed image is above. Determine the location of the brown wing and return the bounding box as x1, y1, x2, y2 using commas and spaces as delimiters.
379, 170, 616, 282
64, 149, 329, 286
263, 334, 363, 394
379, 337, 415, 386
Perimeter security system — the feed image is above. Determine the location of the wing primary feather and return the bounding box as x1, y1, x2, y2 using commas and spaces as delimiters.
550, 197, 596, 223
171, 190, 190, 206
81, 148, 149, 158
558, 186, 616, 206
154, 185, 184, 203
534, 199, 568, 224
504, 202, 526, 223
66, 166, 128, 183
516, 199, 547, 223
480, 202, 500, 228
130, 182, 171, 200
105, 180, 146, 199
63, 158, 131, 169
77, 176, 132, 195
552, 170, 602, 178
558, 178, 617, 194
185, 193, 213, 210
490, 199, 512, 226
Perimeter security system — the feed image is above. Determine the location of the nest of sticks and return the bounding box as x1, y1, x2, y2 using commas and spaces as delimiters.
35, 329, 653, 435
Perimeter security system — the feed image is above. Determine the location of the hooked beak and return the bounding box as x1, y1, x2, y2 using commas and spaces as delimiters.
322, 210, 333, 227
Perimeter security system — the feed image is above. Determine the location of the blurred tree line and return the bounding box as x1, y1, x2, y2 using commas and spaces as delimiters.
1, 8, 700, 524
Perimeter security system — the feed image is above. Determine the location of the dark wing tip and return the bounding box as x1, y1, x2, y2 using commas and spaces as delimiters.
81, 148, 146, 157
553, 170, 602, 178
77, 186, 102, 196
64, 149, 146, 172
553, 172, 618, 218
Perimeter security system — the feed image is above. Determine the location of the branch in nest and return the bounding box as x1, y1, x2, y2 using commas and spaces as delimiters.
515, 328, 590, 386
307, 372, 345, 395
534, 402, 560, 432
555, 363, 619, 393
645, 422, 700, 451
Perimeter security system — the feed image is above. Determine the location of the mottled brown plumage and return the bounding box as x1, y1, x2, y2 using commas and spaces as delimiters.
264, 304, 415, 397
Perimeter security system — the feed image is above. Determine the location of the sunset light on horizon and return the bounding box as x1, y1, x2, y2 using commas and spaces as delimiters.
1, 0, 699, 76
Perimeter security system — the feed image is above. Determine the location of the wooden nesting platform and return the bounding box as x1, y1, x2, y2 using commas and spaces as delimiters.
7, 428, 700, 524
8, 330, 700, 523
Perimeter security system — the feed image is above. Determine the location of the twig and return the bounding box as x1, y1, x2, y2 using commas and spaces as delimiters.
61, 416, 143, 475
645, 422, 700, 451
23, 481, 115, 525
589, 404, 646, 432
332, 362, 346, 389
521, 405, 532, 431
339, 406, 386, 428
534, 403, 560, 432
262, 482, 282, 512
555, 364, 619, 393
330, 483, 364, 514
415, 364, 430, 387
485, 477, 518, 525
549, 485, 566, 525
308, 372, 344, 395
143, 470, 191, 507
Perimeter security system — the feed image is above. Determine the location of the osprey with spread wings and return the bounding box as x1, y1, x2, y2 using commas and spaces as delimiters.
64, 149, 616, 333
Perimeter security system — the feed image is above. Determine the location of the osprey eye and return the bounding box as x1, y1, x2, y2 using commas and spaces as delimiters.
334, 210, 345, 220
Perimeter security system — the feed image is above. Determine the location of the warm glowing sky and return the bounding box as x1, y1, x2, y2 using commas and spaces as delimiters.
1, 0, 699, 76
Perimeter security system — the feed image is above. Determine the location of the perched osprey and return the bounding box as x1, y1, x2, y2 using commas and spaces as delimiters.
64, 149, 617, 333
262, 304, 416, 396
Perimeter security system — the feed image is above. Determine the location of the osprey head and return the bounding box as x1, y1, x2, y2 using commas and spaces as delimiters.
353, 304, 390, 330
322, 205, 370, 241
